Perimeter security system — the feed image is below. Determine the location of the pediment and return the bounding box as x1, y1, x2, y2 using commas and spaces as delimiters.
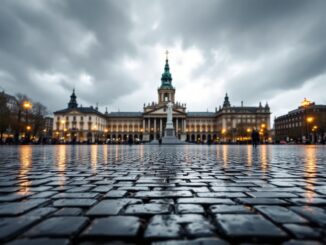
144, 106, 186, 116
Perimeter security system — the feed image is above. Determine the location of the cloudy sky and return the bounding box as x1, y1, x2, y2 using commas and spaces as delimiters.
1, 0, 326, 122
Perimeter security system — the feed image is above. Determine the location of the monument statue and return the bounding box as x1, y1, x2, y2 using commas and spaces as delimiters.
160, 101, 184, 144
166, 101, 173, 128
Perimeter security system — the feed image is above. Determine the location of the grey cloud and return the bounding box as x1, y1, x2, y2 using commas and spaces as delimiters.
148, 0, 326, 105
0, 0, 138, 111
0, 0, 325, 116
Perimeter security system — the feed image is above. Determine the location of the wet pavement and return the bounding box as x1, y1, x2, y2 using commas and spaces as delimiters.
0, 144, 325, 245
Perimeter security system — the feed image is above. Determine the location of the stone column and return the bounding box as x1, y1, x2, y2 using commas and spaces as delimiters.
184, 119, 187, 133
160, 118, 163, 137
147, 118, 150, 133
154, 118, 157, 139
181, 119, 183, 133
142, 119, 145, 132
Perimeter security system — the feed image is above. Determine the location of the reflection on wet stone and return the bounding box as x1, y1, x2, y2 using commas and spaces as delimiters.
216, 214, 287, 238
82, 216, 140, 237
0, 145, 325, 244
26, 216, 88, 237
5, 238, 70, 245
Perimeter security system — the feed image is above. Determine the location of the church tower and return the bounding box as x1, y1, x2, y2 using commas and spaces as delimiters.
223, 93, 231, 108
68, 89, 78, 109
158, 51, 175, 105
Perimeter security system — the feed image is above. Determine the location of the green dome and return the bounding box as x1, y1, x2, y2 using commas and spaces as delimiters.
160, 58, 174, 89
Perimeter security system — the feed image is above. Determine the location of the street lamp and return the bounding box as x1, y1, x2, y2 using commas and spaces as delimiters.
300, 97, 315, 143
312, 125, 318, 143
306, 117, 314, 143
23, 101, 32, 110
221, 129, 226, 142
23, 101, 32, 143
306, 117, 314, 123
246, 128, 252, 144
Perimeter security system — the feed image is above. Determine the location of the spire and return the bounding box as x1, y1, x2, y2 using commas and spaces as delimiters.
68, 89, 78, 109
160, 50, 173, 89
223, 93, 231, 108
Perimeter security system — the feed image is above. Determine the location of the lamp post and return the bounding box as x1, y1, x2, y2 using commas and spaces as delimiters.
301, 98, 313, 143
23, 101, 32, 143
221, 128, 226, 143
247, 128, 251, 144
259, 123, 266, 143
306, 117, 314, 143
312, 125, 318, 143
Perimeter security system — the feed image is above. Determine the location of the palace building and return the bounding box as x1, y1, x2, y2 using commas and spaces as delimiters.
53, 55, 271, 143
274, 98, 326, 143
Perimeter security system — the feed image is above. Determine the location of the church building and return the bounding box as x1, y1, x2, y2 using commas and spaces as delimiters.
53, 55, 271, 143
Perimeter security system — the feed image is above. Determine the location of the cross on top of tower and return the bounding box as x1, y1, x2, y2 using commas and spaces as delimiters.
165, 50, 169, 60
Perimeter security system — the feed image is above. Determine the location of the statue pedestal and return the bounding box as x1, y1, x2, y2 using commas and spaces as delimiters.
160, 101, 185, 144
164, 128, 175, 137
143, 133, 150, 142
162, 128, 185, 145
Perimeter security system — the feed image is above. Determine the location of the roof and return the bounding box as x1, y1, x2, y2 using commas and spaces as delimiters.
108, 112, 143, 117
276, 104, 326, 120
220, 106, 270, 113
187, 112, 216, 117
54, 107, 104, 116
1, 91, 17, 102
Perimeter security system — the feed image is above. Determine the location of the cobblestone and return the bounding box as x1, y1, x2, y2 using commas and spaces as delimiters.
124, 203, 171, 215
0, 144, 325, 244
216, 214, 287, 239
26, 216, 88, 237
254, 206, 308, 223
283, 224, 321, 239
6, 238, 70, 245
82, 216, 141, 237
86, 198, 141, 216
175, 204, 204, 214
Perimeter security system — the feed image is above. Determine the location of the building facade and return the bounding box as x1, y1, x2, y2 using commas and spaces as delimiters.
274, 98, 326, 143
53, 56, 271, 143
53, 90, 107, 143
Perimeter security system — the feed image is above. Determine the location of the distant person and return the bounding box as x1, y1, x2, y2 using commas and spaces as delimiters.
251, 129, 260, 148
159, 138, 162, 145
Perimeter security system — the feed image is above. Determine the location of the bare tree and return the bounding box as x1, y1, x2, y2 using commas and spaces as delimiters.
0, 92, 11, 142
13, 93, 31, 143
31, 102, 48, 139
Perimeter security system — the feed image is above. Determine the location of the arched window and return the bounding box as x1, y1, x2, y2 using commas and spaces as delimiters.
164, 93, 169, 101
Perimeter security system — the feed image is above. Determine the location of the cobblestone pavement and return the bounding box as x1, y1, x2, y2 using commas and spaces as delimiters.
0, 145, 325, 245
